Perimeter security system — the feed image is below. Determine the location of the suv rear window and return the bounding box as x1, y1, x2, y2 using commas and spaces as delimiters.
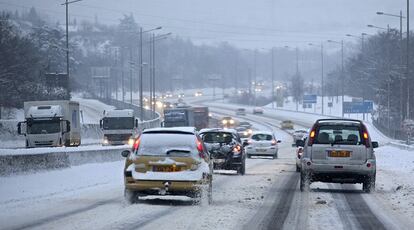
251, 134, 273, 141
137, 133, 197, 156
314, 125, 362, 145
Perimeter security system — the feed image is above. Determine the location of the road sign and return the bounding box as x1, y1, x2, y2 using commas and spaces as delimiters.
303, 94, 317, 104
343, 101, 373, 114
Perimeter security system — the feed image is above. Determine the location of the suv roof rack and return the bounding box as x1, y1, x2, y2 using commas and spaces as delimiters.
315, 118, 363, 124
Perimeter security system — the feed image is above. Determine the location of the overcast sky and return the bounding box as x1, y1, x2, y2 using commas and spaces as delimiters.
0, 0, 412, 49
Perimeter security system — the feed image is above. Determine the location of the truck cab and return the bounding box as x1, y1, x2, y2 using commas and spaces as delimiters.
18, 101, 81, 148
100, 109, 139, 146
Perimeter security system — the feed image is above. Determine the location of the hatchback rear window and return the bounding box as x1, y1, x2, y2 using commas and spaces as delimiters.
201, 132, 235, 144
136, 133, 197, 156
314, 125, 362, 145
251, 134, 273, 141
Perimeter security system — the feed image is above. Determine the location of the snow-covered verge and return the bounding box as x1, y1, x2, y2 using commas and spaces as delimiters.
0, 145, 128, 176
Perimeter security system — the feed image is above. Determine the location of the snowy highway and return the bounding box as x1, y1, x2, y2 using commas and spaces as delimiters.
1, 101, 413, 229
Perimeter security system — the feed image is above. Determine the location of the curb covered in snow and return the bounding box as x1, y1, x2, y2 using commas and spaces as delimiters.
0, 147, 126, 176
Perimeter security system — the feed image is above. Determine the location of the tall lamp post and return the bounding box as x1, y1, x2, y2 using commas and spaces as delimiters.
139, 26, 162, 121
284, 46, 300, 111
376, 10, 407, 120
61, 0, 82, 97
308, 43, 324, 115
327, 39, 344, 117
346, 33, 368, 119
149, 32, 171, 115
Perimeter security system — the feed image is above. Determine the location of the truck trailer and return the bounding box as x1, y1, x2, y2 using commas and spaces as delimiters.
18, 100, 81, 148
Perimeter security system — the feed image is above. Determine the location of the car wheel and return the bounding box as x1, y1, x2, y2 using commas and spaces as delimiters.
247, 154, 251, 159
300, 172, 310, 192
238, 160, 246, 175
124, 189, 137, 204
296, 164, 301, 172
207, 176, 213, 205
363, 175, 376, 193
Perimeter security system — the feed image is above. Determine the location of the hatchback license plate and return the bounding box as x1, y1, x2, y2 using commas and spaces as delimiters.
256, 148, 267, 152
213, 159, 225, 164
153, 166, 180, 172
328, 150, 351, 157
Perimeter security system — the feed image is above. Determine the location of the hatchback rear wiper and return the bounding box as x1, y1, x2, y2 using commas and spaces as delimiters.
166, 149, 191, 155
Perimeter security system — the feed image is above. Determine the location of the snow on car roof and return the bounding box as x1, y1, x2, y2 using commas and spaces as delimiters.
251, 130, 273, 136
199, 128, 237, 134
143, 126, 196, 134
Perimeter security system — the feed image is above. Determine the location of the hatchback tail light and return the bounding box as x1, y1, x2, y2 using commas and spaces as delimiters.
271, 139, 277, 145
233, 145, 241, 154
133, 137, 141, 151
196, 139, 205, 158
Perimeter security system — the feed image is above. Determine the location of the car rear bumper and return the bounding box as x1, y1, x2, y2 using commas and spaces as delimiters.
301, 159, 376, 183
246, 147, 277, 155
125, 179, 203, 193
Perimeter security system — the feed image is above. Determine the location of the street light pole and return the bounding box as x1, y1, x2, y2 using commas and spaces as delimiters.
309, 43, 324, 115
407, 0, 410, 119
61, 0, 82, 98
327, 39, 345, 117
271, 47, 275, 109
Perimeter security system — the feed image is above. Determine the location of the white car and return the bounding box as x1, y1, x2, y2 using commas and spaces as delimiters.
292, 129, 308, 143
245, 131, 281, 159
253, 107, 264, 114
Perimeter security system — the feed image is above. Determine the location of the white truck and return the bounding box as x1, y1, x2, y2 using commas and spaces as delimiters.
18, 100, 81, 148
100, 109, 139, 146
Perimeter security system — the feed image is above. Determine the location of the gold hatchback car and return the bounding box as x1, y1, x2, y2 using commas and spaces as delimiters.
121, 127, 213, 204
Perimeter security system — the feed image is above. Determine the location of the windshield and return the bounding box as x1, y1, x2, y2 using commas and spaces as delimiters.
315, 125, 362, 145
103, 117, 134, 130
27, 120, 60, 134
201, 132, 234, 144
137, 133, 197, 156
251, 134, 273, 141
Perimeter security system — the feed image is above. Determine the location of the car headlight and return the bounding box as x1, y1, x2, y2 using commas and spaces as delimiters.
128, 138, 134, 147
222, 120, 228, 124
243, 131, 248, 136
247, 129, 253, 134
229, 119, 235, 125
103, 138, 109, 144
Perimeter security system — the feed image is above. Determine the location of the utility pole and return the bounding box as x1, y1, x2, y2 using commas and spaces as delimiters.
139, 27, 144, 120
271, 48, 275, 109
407, 0, 411, 119
321, 43, 324, 115
341, 40, 344, 118
61, 0, 82, 98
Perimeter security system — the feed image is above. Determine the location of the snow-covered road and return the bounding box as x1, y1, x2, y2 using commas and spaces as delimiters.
0, 98, 413, 230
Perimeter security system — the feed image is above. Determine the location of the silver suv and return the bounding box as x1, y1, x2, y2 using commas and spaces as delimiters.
297, 119, 379, 193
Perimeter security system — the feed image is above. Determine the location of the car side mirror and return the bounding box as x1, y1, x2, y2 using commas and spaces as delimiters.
277, 140, 281, 143
296, 139, 305, 147
121, 150, 131, 158
372, 141, 379, 148
99, 119, 103, 129
243, 140, 249, 147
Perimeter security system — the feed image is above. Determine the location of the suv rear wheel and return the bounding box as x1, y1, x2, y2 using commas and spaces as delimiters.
363, 174, 376, 193
300, 172, 310, 192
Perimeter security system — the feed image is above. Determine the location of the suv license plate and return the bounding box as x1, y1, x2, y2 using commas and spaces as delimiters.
153, 166, 180, 172
213, 159, 225, 163
328, 150, 351, 157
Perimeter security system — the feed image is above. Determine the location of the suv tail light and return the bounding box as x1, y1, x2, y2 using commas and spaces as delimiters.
308, 124, 317, 146
361, 124, 371, 147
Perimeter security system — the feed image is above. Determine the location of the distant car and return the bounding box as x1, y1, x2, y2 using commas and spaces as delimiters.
178, 93, 185, 98
121, 127, 213, 204
298, 119, 378, 193
245, 131, 281, 159
235, 126, 252, 139
239, 121, 252, 129
221, 116, 236, 128
194, 91, 203, 97
165, 92, 173, 98
200, 128, 246, 175
253, 107, 264, 114
281, 120, 294, 129
235, 108, 246, 116
292, 129, 308, 143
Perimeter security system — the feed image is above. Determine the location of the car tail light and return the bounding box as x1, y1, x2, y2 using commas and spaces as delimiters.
248, 139, 252, 144
366, 162, 372, 168
271, 139, 277, 145
308, 125, 317, 146
233, 145, 241, 154
133, 137, 141, 151
196, 139, 205, 158
361, 124, 371, 147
